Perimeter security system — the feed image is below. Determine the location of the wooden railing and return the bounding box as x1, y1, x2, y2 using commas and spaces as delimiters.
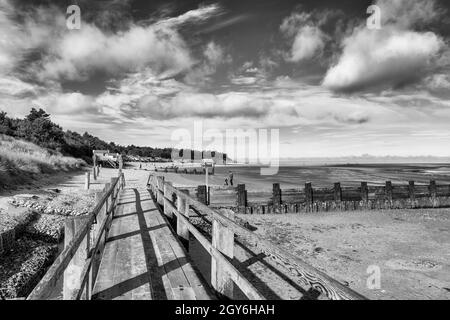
147, 174, 366, 300
27, 172, 126, 300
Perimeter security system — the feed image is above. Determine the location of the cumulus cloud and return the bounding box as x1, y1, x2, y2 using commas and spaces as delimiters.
0, 1, 222, 82
323, 0, 446, 92
40, 23, 193, 81
288, 26, 326, 62
280, 11, 331, 62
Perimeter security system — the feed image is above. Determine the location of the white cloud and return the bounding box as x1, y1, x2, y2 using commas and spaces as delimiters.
280, 11, 334, 62
289, 26, 326, 62
323, 27, 443, 92
0, 77, 39, 97
0, 2, 222, 82
155, 4, 223, 27
40, 23, 193, 81
184, 42, 230, 85
323, 0, 446, 92
36, 92, 97, 115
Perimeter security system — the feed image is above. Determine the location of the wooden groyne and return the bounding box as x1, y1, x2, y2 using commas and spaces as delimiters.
180, 180, 450, 214
151, 166, 215, 175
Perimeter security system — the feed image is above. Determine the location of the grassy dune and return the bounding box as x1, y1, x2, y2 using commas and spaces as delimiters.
0, 134, 85, 190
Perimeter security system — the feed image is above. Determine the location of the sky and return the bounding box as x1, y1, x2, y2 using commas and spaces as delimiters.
1, 0, 450, 158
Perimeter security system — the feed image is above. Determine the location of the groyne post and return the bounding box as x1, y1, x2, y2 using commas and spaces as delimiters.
273, 183, 282, 206
385, 181, 393, 202
429, 180, 437, 206
408, 181, 415, 201
237, 184, 247, 213
305, 182, 313, 204
197, 185, 208, 205
334, 183, 342, 201
360, 182, 369, 202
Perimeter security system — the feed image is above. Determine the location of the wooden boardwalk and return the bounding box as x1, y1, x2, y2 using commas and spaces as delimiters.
28, 172, 366, 300
92, 187, 212, 300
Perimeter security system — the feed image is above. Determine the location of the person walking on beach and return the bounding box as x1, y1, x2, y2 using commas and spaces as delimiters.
225, 178, 228, 186
228, 171, 234, 186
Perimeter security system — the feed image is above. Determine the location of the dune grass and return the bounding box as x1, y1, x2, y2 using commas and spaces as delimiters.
0, 134, 85, 189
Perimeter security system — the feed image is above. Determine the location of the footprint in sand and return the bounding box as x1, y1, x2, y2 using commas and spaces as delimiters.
385, 259, 442, 272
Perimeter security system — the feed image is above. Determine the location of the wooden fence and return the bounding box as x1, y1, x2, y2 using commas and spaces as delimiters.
27, 172, 126, 300
147, 174, 366, 300
179, 180, 450, 214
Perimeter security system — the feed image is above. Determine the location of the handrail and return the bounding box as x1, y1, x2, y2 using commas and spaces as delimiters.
27, 172, 126, 300
157, 190, 265, 300
147, 174, 367, 300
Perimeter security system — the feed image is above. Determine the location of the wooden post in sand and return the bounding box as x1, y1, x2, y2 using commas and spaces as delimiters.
385, 181, 393, 202
197, 185, 208, 205
305, 182, 313, 204
273, 183, 281, 206
408, 181, 415, 201
360, 182, 369, 202
63, 216, 90, 300
334, 183, 342, 201
85, 172, 90, 190
429, 180, 437, 205
237, 184, 247, 214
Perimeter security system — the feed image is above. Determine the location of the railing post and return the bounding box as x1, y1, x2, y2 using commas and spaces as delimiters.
63, 216, 89, 300
385, 181, 393, 202
237, 184, 247, 214
360, 182, 369, 202
156, 176, 164, 205
334, 182, 342, 201
110, 178, 117, 206
164, 182, 173, 219
176, 189, 190, 250
211, 218, 234, 299
85, 172, 90, 190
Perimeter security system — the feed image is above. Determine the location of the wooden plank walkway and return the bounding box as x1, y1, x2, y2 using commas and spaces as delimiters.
92, 187, 213, 300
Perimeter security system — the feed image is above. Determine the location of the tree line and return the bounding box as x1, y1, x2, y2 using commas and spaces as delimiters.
0, 108, 172, 163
